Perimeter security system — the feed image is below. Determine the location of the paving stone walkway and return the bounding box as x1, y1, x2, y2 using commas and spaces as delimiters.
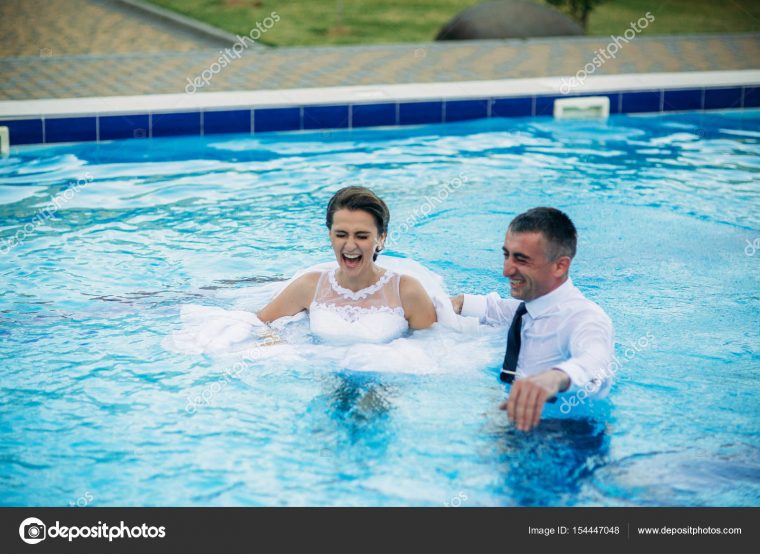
1, 0, 758, 101
0, 0, 227, 58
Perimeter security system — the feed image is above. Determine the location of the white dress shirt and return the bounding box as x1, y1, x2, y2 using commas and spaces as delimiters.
461, 278, 614, 397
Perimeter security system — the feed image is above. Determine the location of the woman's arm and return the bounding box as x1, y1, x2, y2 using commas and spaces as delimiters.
399, 275, 437, 330
257, 272, 320, 323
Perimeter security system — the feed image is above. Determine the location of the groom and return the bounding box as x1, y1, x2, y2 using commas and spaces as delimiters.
451, 207, 614, 432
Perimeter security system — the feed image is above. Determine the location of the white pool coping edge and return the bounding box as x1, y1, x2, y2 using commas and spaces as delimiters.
1, 70, 758, 118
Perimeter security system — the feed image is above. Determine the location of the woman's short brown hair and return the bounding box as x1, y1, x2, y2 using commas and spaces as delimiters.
326, 186, 390, 260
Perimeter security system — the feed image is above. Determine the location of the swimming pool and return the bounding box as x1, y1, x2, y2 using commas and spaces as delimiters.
1, 109, 758, 506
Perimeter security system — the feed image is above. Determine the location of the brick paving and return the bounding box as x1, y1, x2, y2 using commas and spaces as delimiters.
0, 0, 227, 57
1, 0, 758, 101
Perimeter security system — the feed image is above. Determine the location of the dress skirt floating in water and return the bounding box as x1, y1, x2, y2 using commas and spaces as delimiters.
163, 256, 489, 375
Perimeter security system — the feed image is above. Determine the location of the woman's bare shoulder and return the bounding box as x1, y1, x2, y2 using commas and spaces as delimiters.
288, 270, 322, 296
397, 273, 436, 328
258, 271, 324, 322
398, 274, 428, 297
297, 270, 323, 285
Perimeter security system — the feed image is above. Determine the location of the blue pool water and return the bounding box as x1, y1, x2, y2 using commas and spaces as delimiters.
0, 110, 758, 506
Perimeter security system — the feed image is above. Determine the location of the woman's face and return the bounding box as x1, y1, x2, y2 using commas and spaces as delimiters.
329, 208, 385, 275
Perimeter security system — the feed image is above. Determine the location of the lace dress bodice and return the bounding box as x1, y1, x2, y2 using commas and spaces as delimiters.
309, 268, 408, 344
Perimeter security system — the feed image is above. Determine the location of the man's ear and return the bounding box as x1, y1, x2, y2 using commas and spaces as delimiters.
555, 255, 571, 276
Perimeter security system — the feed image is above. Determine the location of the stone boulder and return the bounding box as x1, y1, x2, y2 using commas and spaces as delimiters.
436, 0, 583, 40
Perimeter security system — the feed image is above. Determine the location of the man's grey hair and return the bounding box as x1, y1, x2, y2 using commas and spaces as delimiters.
509, 207, 577, 261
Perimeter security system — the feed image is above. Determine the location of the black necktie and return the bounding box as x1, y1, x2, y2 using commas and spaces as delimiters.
501, 302, 527, 383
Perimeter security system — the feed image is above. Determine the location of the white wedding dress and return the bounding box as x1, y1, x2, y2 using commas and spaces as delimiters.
163, 256, 480, 358
309, 268, 408, 344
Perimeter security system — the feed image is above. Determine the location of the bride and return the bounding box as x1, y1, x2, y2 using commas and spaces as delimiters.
257, 186, 437, 343
164, 186, 478, 356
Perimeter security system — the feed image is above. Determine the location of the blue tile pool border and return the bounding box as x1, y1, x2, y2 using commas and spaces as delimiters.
1, 83, 758, 146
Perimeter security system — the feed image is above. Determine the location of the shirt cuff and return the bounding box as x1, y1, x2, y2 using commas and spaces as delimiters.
461, 294, 487, 320
553, 361, 588, 393
553, 361, 607, 397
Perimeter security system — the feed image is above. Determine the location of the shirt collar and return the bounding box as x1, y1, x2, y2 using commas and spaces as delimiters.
525, 277, 576, 319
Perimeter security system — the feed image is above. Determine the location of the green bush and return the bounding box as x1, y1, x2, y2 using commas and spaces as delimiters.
546, 0, 608, 30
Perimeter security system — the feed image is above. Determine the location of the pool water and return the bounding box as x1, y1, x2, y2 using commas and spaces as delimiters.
0, 110, 758, 506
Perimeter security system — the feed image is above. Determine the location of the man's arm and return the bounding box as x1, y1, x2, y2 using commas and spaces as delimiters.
552, 314, 614, 394
501, 312, 614, 432
450, 292, 520, 325
500, 369, 570, 431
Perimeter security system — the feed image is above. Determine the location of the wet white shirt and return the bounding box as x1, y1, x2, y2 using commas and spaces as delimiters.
462, 278, 614, 397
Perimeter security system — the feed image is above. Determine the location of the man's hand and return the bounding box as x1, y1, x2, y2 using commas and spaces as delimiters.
450, 294, 464, 315
500, 369, 570, 432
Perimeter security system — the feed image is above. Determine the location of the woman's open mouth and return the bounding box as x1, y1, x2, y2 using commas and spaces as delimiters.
342, 252, 363, 269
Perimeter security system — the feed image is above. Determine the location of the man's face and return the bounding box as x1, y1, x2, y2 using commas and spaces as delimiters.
502, 230, 568, 301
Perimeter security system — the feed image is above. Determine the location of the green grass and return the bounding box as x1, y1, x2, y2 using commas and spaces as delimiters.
588, 0, 760, 35
146, 0, 760, 47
